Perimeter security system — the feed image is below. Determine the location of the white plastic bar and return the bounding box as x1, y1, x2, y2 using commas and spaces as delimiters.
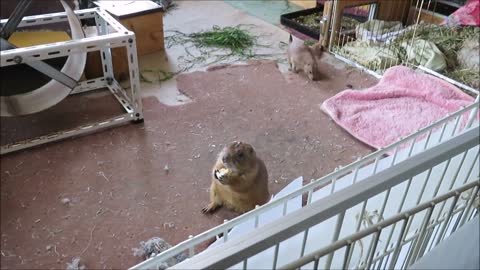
379, 188, 391, 219
324, 211, 345, 269
426, 222, 441, 254
398, 178, 413, 213
465, 95, 480, 128
356, 201, 368, 232
352, 167, 360, 184
435, 151, 469, 219
223, 220, 229, 243
371, 157, 380, 174
458, 186, 479, 227
1, 33, 130, 66
272, 243, 280, 270
407, 137, 417, 158
417, 218, 437, 258
307, 180, 314, 204
434, 194, 460, 246
463, 151, 479, 185
1, 113, 134, 154
281, 182, 478, 270
330, 176, 338, 194
423, 129, 433, 150
188, 235, 194, 257
437, 122, 448, 143
416, 168, 433, 204
300, 229, 309, 257
96, 9, 131, 34
432, 158, 452, 198
377, 252, 389, 270
365, 229, 382, 269
450, 115, 462, 138
96, 14, 114, 80
125, 35, 143, 118
381, 177, 413, 258
108, 83, 134, 113
70, 77, 107, 94
0, 8, 97, 27
313, 256, 320, 270
446, 206, 465, 237
390, 146, 399, 166
408, 206, 434, 266
448, 151, 468, 188
341, 242, 353, 269
388, 217, 411, 269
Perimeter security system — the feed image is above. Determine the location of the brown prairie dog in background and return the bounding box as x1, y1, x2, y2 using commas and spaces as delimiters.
202, 141, 270, 214
287, 34, 322, 81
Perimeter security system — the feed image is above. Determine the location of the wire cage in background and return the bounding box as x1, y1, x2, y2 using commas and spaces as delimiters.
321, 0, 479, 96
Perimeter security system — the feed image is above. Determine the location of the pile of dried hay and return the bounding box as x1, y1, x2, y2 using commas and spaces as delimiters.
391, 24, 479, 89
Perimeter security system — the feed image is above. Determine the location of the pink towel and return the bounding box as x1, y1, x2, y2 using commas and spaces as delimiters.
321, 66, 475, 150
442, 0, 480, 27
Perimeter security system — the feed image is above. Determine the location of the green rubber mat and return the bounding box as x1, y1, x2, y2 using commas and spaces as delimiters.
224, 0, 303, 25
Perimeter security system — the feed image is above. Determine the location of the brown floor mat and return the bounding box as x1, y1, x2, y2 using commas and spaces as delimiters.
0, 60, 377, 269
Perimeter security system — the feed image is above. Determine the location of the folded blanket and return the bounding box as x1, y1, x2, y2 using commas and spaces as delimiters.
321, 65, 475, 150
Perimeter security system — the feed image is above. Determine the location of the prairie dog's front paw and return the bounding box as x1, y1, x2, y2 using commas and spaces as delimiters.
215, 168, 230, 181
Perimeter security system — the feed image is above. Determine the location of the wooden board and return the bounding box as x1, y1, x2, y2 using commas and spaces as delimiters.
320, 0, 413, 48
289, 0, 317, 9
95, 0, 165, 56
120, 11, 165, 56
377, 0, 412, 24
85, 48, 129, 82
407, 7, 447, 25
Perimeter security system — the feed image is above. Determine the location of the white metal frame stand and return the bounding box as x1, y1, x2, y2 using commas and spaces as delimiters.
0, 7, 143, 155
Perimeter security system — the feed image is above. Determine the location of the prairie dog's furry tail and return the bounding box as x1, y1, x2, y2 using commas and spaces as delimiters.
289, 34, 292, 43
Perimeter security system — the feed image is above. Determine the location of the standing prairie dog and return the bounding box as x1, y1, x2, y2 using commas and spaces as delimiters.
287, 34, 322, 81
202, 142, 270, 214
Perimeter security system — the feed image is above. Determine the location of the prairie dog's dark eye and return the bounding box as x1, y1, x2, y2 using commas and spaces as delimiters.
238, 153, 244, 159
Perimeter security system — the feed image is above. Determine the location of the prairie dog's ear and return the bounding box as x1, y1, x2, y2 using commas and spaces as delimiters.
312, 42, 323, 51
310, 42, 325, 57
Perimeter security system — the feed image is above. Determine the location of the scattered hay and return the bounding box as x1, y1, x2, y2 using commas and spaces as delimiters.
66, 257, 86, 270
393, 24, 478, 67
292, 13, 360, 32
338, 23, 479, 90
392, 24, 479, 89
164, 25, 287, 71
132, 237, 171, 259
188, 26, 256, 54
141, 25, 288, 83
132, 237, 187, 269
